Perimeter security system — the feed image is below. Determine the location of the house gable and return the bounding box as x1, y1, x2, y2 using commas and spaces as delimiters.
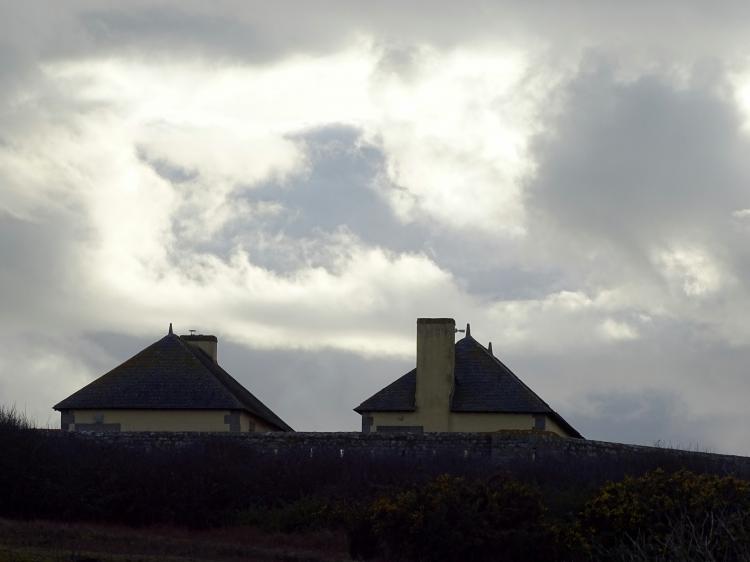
54, 331, 292, 432
354, 324, 582, 438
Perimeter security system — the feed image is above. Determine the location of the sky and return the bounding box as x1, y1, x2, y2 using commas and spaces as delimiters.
4, 2, 750, 453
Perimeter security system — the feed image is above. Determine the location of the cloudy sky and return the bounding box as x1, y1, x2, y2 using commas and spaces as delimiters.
4, 1, 750, 453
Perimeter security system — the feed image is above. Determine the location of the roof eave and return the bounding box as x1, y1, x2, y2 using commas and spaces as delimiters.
354, 407, 416, 414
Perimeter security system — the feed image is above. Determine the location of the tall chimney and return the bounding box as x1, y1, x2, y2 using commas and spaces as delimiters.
182, 334, 218, 362
415, 318, 455, 431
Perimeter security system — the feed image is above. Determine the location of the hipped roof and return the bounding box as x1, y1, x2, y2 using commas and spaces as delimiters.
354, 334, 582, 438
53, 332, 293, 432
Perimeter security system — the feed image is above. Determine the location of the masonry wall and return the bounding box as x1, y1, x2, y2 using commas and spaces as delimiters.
59, 430, 750, 474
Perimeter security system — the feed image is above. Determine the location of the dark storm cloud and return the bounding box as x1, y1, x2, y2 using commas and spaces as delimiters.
519, 57, 750, 329
529, 61, 750, 250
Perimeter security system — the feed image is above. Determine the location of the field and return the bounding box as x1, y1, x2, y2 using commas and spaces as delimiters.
0, 518, 349, 562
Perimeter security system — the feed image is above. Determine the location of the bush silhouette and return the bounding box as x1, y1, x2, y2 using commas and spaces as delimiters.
364, 474, 553, 561
581, 468, 750, 561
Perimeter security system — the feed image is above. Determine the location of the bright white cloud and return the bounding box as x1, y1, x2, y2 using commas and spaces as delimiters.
40, 42, 538, 240
654, 246, 724, 297
368, 46, 535, 234
599, 318, 639, 341
0, 43, 547, 356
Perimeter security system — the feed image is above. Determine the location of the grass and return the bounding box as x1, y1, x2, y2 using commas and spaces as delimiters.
0, 518, 350, 562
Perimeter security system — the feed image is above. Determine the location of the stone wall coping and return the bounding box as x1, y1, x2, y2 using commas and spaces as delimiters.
36, 429, 750, 464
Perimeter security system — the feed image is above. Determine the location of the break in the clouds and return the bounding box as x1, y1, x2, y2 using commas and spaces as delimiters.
4, 1, 750, 454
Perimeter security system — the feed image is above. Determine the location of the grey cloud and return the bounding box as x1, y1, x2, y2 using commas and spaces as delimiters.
569, 388, 738, 454
67, 3, 750, 65
79, 6, 348, 64
0, 209, 89, 331
574, 390, 685, 447
242, 125, 428, 253
219, 339, 412, 431
510, 317, 750, 454
529, 61, 749, 252
137, 148, 198, 184
518, 57, 750, 333
9, 2, 750, 74
155, 124, 429, 271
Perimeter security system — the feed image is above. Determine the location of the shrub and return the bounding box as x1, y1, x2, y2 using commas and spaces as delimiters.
362, 474, 554, 562
581, 468, 750, 561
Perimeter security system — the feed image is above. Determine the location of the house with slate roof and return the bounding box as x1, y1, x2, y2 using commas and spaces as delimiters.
354, 318, 582, 437
54, 325, 292, 433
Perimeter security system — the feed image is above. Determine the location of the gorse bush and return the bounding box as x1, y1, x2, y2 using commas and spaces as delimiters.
359, 474, 555, 562
582, 468, 750, 561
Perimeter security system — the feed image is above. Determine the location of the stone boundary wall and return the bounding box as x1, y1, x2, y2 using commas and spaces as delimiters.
45, 430, 750, 474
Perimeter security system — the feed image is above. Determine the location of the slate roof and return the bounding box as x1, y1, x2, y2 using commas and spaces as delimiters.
53, 332, 292, 432
354, 334, 582, 438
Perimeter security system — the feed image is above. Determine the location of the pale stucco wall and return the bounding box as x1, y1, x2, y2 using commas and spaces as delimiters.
544, 415, 565, 436
365, 411, 572, 437
68, 409, 275, 432
239, 412, 274, 433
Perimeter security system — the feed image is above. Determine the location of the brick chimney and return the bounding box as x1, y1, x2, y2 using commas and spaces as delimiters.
415, 318, 456, 431
182, 334, 218, 362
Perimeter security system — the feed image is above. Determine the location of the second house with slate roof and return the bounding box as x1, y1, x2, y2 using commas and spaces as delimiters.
355, 318, 582, 437
54, 325, 292, 433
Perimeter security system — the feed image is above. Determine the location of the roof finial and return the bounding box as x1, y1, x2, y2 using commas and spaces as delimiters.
466, 323, 471, 337
488, 341, 493, 355
168, 322, 173, 335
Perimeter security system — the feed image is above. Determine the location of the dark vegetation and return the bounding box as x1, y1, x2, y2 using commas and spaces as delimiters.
3, 407, 750, 561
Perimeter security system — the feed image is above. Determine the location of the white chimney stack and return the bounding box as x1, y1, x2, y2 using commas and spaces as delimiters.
182, 334, 218, 362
